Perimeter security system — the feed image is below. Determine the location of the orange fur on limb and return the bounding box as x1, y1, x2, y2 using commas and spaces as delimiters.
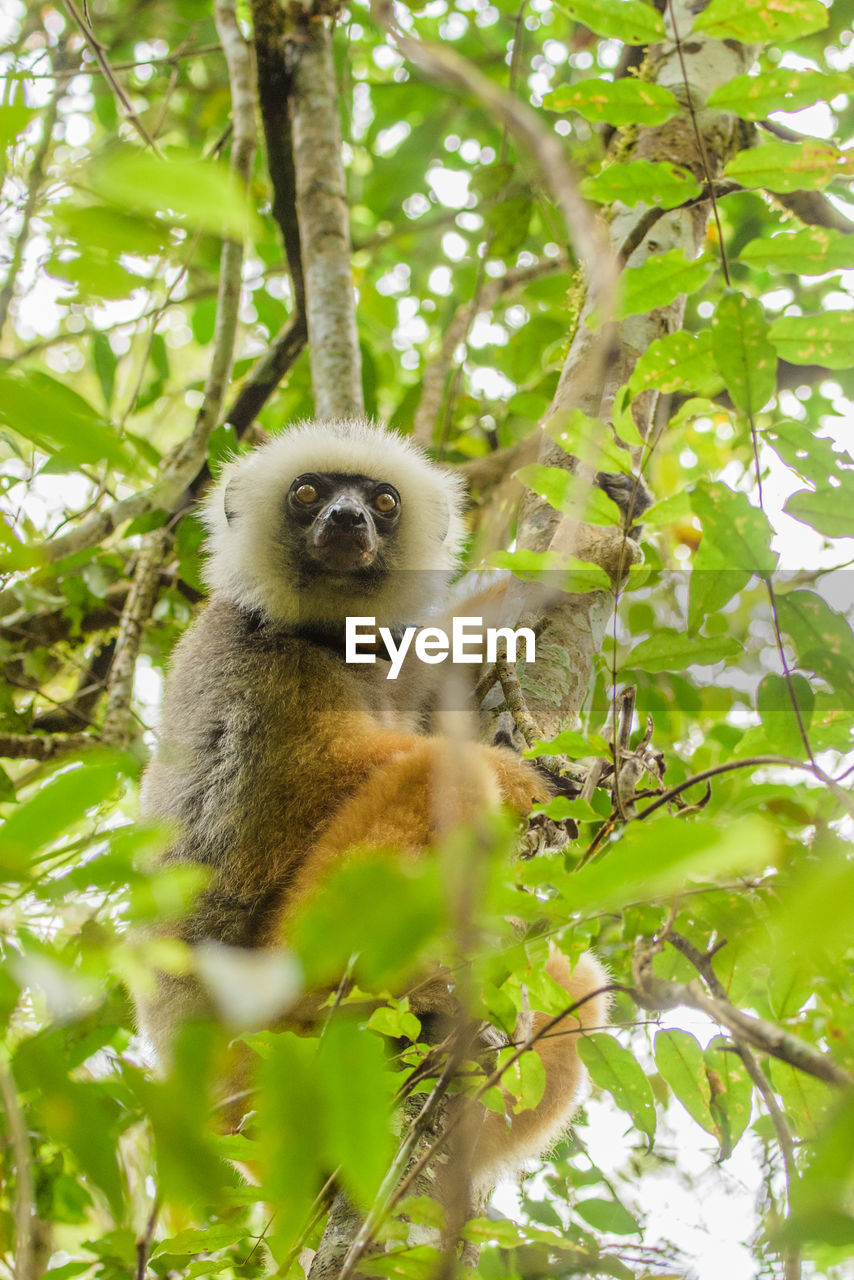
266, 738, 609, 1194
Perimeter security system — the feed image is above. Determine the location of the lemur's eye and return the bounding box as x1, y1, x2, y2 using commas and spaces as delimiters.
374, 490, 398, 514
294, 483, 318, 505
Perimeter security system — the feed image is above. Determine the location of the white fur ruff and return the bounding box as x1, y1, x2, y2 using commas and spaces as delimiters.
202, 418, 467, 627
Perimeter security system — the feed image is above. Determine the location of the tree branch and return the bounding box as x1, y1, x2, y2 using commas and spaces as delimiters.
632, 937, 852, 1090
289, 2, 363, 419
412, 255, 568, 447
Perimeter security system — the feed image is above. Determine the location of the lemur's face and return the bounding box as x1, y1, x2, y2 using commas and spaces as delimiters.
283, 471, 402, 579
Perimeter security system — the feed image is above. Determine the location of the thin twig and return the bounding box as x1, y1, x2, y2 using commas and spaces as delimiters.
0, 1062, 35, 1280
372, 0, 616, 349
337, 985, 611, 1280
134, 1197, 160, 1280
413, 255, 568, 446
0, 78, 65, 335
101, 530, 169, 745
637, 755, 854, 820
62, 0, 161, 152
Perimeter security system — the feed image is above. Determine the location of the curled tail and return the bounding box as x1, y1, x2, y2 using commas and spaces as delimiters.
469, 948, 610, 1190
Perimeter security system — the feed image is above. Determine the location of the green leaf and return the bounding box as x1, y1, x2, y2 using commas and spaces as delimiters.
627, 629, 740, 672
768, 312, 854, 370
741, 226, 854, 274
526, 815, 777, 915
628, 330, 724, 397
784, 487, 854, 539
707, 69, 852, 121
618, 249, 713, 320
525, 729, 609, 759
93, 333, 118, 409
317, 1019, 397, 1207
14, 1036, 126, 1216
92, 146, 260, 240
489, 548, 612, 592
254, 1031, 323, 1238
0, 371, 135, 471
1, 759, 124, 874
641, 491, 693, 527
45, 253, 150, 301
51, 204, 171, 257
691, 483, 778, 575
725, 140, 852, 194
711, 292, 777, 416
499, 1041, 547, 1113
0, 101, 36, 152
689, 537, 750, 630
705, 1036, 753, 1156
544, 78, 680, 127
764, 419, 853, 487
367, 1000, 422, 1042
516, 464, 620, 524
291, 857, 444, 988
156, 1225, 249, 1256
693, 0, 828, 42
756, 673, 814, 757
775, 590, 854, 711
555, 0, 665, 43
544, 408, 632, 474
582, 160, 701, 209
654, 1029, 715, 1134
577, 1033, 656, 1141
575, 1197, 641, 1236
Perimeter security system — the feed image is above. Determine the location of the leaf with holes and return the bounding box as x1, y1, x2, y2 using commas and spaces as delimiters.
768, 312, 854, 370
628, 330, 723, 397
712, 293, 777, 416
619, 250, 713, 319
707, 69, 851, 121
544, 78, 680, 127
693, 0, 828, 42
725, 140, 852, 194
765, 420, 853, 488
692, 483, 778, 575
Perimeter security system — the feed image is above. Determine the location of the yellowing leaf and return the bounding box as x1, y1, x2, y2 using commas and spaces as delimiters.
725, 140, 852, 194
707, 69, 851, 120
768, 312, 854, 370
742, 227, 854, 274
693, 0, 828, 42
545, 78, 680, 127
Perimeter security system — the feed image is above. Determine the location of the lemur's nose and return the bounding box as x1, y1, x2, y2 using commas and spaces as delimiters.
326, 499, 367, 529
